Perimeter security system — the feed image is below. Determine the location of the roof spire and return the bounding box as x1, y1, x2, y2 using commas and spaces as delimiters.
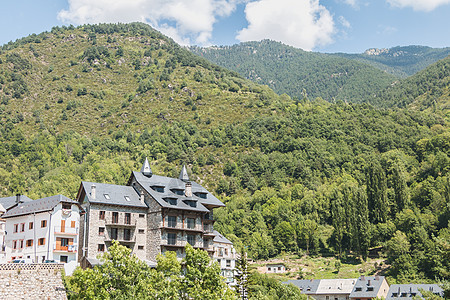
179, 165, 189, 181
141, 157, 152, 177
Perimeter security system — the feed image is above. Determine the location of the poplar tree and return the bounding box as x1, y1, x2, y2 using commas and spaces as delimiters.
366, 161, 388, 223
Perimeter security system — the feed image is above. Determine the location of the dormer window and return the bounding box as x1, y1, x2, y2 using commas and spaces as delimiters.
184, 200, 197, 208
171, 189, 184, 195
195, 192, 207, 199
104, 194, 110, 200
367, 287, 374, 291
164, 198, 177, 205
355, 287, 362, 292
152, 186, 164, 193
124, 196, 131, 202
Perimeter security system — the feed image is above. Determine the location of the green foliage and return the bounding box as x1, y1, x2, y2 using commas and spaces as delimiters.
190, 40, 397, 105
66, 242, 235, 300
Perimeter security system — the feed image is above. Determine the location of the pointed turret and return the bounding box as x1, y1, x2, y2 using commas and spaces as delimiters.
141, 157, 152, 177
179, 165, 189, 181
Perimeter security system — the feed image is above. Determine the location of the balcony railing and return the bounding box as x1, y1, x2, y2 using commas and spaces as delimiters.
105, 219, 137, 227
54, 226, 78, 235
54, 244, 77, 252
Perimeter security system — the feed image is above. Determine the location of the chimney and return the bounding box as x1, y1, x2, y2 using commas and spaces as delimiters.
185, 181, 192, 197
375, 275, 380, 281
91, 184, 96, 200
15, 194, 20, 203
361, 275, 365, 281
140, 191, 145, 204
368, 280, 371, 286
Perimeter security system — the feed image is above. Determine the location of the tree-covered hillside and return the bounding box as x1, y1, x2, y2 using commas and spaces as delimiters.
334, 45, 450, 78
374, 55, 450, 113
190, 40, 397, 105
0, 24, 449, 285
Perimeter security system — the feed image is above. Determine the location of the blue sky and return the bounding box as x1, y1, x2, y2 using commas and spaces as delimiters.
1, 0, 449, 53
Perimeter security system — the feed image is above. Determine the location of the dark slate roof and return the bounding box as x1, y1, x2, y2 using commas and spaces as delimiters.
386, 284, 444, 299
213, 230, 233, 244
0, 195, 33, 211
132, 171, 225, 212
349, 276, 386, 299
283, 280, 320, 294
81, 181, 147, 208
2, 195, 75, 218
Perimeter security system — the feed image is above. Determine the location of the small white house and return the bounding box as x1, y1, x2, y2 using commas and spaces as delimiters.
3, 195, 82, 264
266, 263, 286, 273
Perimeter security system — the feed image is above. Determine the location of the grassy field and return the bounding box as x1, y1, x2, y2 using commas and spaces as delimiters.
251, 254, 389, 281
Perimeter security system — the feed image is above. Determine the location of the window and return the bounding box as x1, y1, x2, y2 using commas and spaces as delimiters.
224, 248, 228, 256
367, 287, 374, 291
138, 229, 145, 234
186, 218, 195, 229
168, 216, 177, 228
166, 198, 177, 205
268, 267, 271, 271
98, 244, 105, 252
153, 186, 164, 193
26, 240, 33, 247
99, 211, 105, 220
61, 238, 69, 247
41, 220, 47, 228
226, 260, 231, 267
124, 229, 131, 241
19, 240, 24, 249
60, 256, 68, 263
62, 203, 71, 210
138, 245, 144, 250
112, 212, 119, 223
326, 297, 329, 300
71, 221, 76, 228
111, 228, 118, 240
20, 223, 25, 232
124, 196, 131, 202
196, 192, 207, 199
99, 227, 105, 236
184, 200, 196, 207
172, 189, 184, 195
13, 224, 18, 233
355, 287, 362, 291
38, 238, 45, 246
187, 234, 195, 246
29, 222, 34, 230
139, 214, 145, 218
168, 233, 176, 245
104, 194, 110, 200
13, 240, 17, 250
125, 213, 131, 225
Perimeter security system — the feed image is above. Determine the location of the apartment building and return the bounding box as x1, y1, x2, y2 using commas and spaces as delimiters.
76, 182, 148, 262
77, 158, 229, 265
2, 194, 82, 263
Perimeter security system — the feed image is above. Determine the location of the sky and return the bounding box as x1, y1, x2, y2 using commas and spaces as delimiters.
0, 0, 449, 53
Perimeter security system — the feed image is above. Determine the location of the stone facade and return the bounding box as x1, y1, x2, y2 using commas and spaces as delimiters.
0, 263, 67, 299
79, 203, 147, 261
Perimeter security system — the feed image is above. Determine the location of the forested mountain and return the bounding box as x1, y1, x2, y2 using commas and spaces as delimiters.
333, 45, 450, 78
190, 40, 397, 104
373, 55, 450, 111
0, 23, 449, 286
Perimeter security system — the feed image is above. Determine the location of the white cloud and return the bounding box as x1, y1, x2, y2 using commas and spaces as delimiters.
57, 0, 239, 45
342, 0, 358, 8
386, 0, 450, 11
237, 0, 335, 51
339, 16, 351, 28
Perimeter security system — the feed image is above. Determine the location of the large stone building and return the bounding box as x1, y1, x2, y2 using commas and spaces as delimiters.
77, 158, 232, 266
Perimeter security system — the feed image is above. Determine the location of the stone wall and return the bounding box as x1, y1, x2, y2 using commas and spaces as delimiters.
0, 263, 67, 299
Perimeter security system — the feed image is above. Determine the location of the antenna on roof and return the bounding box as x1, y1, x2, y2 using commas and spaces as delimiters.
179, 165, 189, 181
141, 157, 153, 177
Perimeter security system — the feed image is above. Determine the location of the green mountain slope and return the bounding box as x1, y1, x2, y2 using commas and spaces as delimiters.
0, 23, 285, 136
373, 55, 450, 113
333, 45, 450, 78
190, 40, 398, 104
0, 24, 448, 283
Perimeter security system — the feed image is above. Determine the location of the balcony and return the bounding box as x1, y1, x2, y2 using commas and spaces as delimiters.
54, 226, 78, 235
54, 244, 77, 253
105, 219, 137, 228
203, 213, 214, 222
104, 232, 136, 243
